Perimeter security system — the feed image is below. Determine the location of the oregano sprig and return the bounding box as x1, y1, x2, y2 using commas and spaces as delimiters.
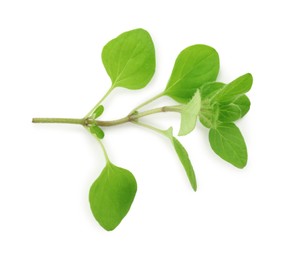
32, 28, 253, 231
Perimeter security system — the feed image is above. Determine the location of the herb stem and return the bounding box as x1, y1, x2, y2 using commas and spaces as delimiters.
83, 126, 110, 162
97, 105, 180, 126
32, 105, 181, 127
85, 86, 114, 117
32, 118, 85, 125
130, 92, 164, 113
97, 138, 110, 162
131, 121, 167, 136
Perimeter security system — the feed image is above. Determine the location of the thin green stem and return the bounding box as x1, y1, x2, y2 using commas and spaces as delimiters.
96, 105, 180, 126
32, 118, 85, 125
132, 121, 168, 136
97, 138, 110, 162
84, 126, 110, 162
130, 92, 164, 113
85, 86, 114, 117
32, 105, 181, 127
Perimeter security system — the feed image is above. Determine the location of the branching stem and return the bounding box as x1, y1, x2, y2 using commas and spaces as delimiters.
85, 86, 114, 118
130, 92, 164, 113
32, 105, 181, 127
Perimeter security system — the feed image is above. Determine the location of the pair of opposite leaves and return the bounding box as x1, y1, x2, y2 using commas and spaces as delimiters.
89, 28, 252, 231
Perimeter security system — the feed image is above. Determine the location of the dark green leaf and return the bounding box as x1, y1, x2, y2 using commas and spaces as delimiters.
102, 28, 155, 90
200, 82, 225, 100
218, 95, 250, 122
90, 125, 104, 139
92, 105, 104, 119
163, 45, 220, 103
89, 162, 137, 231
172, 137, 197, 191
212, 73, 253, 102
218, 103, 241, 122
209, 123, 247, 168
233, 95, 251, 118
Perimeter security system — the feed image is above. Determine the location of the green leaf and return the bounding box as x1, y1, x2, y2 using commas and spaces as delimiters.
163, 44, 220, 103
218, 103, 241, 122
102, 28, 155, 89
209, 123, 247, 168
199, 103, 219, 128
92, 105, 104, 119
178, 90, 201, 136
172, 137, 197, 191
163, 127, 197, 191
90, 125, 105, 139
212, 73, 253, 102
233, 95, 251, 118
89, 162, 137, 231
200, 82, 225, 100
218, 95, 251, 122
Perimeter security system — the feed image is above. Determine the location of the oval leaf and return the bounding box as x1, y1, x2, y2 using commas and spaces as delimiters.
163, 44, 220, 103
89, 162, 137, 231
218, 95, 251, 122
172, 137, 197, 191
233, 95, 251, 118
178, 90, 201, 136
212, 73, 253, 102
90, 125, 104, 139
200, 82, 225, 100
209, 123, 247, 168
92, 105, 104, 119
218, 103, 241, 122
102, 28, 155, 90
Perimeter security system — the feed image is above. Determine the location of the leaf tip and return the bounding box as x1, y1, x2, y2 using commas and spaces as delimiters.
235, 159, 248, 169
243, 72, 253, 88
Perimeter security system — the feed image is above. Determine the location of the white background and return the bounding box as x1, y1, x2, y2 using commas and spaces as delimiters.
1, 0, 292, 259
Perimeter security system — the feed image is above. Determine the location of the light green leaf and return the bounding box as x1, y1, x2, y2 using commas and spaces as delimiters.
102, 28, 155, 89
218, 95, 250, 122
209, 123, 247, 168
172, 137, 197, 191
178, 90, 201, 136
90, 125, 104, 139
92, 105, 104, 119
212, 73, 253, 102
163, 45, 220, 103
89, 162, 137, 231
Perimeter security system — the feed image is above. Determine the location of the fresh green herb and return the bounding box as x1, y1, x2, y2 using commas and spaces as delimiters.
89, 162, 137, 231
178, 90, 201, 136
102, 28, 155, 90
218, 95, 250, 122
209, 123, 247, 168
32, 28, 253, 231
92, 105, 104, 119
163, 44, 219, 103
172, 135, 197, 191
